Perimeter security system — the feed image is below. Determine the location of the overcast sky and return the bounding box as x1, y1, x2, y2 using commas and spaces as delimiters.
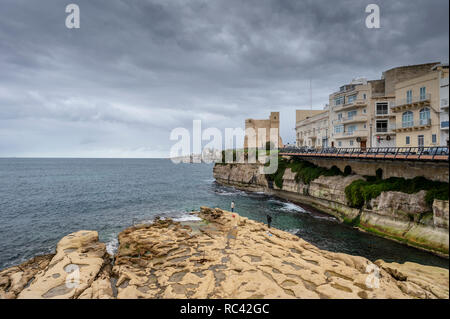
0, 0, 448, 158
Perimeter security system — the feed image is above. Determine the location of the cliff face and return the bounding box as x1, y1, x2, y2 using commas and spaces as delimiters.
1, 207, 448, 299
213, 163, 449, 257
213, 163, 268, 191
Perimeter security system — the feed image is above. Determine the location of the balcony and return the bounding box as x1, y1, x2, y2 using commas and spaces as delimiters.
374, 102, 396, 118
375, 123, 396, 135
394, 118, 432, 132
333, 115, 367, 125
334, 130, 369, 139
333, 99, 368, 112
441, 98, 449, 110
441, 121, 449, 130
391, 94, 431, 112
375, 111, 391, 117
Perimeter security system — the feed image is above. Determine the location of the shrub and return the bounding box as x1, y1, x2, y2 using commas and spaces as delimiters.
425, 184, 449, 206
344, 180, 366, 208
266, 157, 288, 188
266, 156, 343, 188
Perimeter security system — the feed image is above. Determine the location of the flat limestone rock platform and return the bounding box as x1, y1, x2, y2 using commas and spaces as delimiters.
0, 207, 448, 299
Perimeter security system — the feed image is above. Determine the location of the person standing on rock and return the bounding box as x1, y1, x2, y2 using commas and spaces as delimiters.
226, 213, 240, 248
231, 201, 235, 212
267, 214, 272, 229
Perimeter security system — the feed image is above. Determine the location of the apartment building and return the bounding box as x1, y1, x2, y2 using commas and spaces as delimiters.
295, 109, 325, 123
325, 63, 442, 149
433, 63, 449, 146
329, 78, 371, 148
295, 107, 329, 148
369, 79, 396, 147
294, 62, 446, 149
391, 69, 442, 147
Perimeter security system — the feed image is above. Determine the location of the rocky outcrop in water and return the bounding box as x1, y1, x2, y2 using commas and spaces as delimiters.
0, 254, 54, 299
0, 231, 113, 299
368, 190, 429, 219
375, 260, 449, 299
213, 163, 268, 192
0, 207, 448, 299
213, 163, 449, 256
361, 191, 448, 255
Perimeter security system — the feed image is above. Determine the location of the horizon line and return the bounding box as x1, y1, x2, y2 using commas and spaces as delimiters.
0, 156, 172, 159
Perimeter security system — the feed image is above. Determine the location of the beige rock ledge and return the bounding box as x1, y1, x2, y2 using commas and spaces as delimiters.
0, 230, 113, 299
0, 207, 448, 299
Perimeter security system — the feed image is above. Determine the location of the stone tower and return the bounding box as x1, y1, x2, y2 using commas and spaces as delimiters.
244, 112, 283, 149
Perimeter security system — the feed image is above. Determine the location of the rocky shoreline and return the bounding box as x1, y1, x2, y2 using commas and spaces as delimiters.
213, 163, 450, 257
0, 207, 448, 299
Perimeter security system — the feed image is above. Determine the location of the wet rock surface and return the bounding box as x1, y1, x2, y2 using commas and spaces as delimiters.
0, 208, 448, 299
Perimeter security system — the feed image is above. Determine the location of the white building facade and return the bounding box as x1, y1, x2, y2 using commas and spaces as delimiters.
296, 108, 329, 148
434, 64, 449, 146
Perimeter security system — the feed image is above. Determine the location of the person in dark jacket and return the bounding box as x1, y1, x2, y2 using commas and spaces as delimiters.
267, 214, 272, 228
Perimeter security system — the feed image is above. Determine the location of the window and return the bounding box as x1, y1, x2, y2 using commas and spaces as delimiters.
334, 96, 344, 106
349, 140, 354, 146
334, 125, 344, 133
347, 94, 357, 103
432, 134, 437, 144
402, 111, 413, 128
376, 102, 388, 115
347, 110, 357, 119
338, 113, 343, 120
363, 124, 366, 128
418, 135, 424, 147
376, 120, 388, 133
363, 94, 367, 100
419, 108, 430, 125
338, 141, 342, 147
406, 136, 410, 145
363, 108, 367, 113
420, 87, 426, 100
406, 90, 412, 104
347, 125, 357, 133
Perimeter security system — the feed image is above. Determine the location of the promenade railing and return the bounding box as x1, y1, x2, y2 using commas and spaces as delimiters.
279, 146, 449, 161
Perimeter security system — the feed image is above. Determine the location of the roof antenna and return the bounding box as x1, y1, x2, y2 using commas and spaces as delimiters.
309, 79, 313, 115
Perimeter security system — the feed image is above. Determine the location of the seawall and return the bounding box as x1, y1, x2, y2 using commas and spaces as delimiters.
293, 157, 449, 183
213, 163, 449, 257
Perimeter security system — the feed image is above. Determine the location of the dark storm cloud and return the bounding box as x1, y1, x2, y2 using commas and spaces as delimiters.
0, 0, 448, 157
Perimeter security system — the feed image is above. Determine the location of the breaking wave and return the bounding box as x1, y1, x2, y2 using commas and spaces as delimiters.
106, 237, 118, 255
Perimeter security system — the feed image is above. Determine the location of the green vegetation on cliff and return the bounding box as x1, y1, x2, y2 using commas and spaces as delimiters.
345, 176, 449, 208
265, 156, 344, 189
219, 154, 448, 211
